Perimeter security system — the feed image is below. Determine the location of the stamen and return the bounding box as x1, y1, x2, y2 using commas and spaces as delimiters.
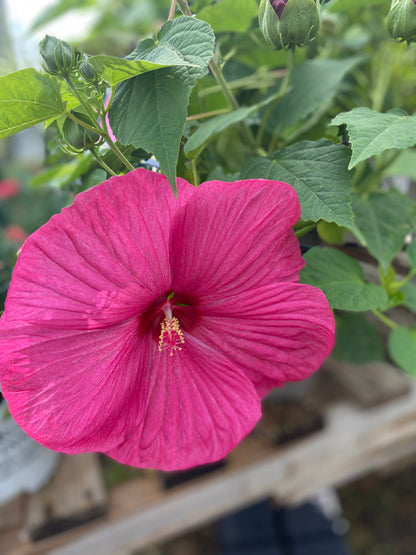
158, 316, 185, 356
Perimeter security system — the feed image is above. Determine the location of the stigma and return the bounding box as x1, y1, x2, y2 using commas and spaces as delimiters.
158, 316, 185, 356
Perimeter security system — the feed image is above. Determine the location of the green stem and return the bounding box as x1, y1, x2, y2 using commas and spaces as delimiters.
177, 0, 256, 150
294, 223, 316, 238
208, 56, 240, 111
102, 133, 135, 173
177, 0, 192, 16
192, 158, 199, 187
65, 111, 135, 173
90, 148, 117, 177
187, 108, 230, 121
258, 46, 296, 153
198, 70, 281, 98
64, 111, 101, 135
372, 309, 399, 330
392, 268, 416, 291
98, 104, 135, 172
64, 77, 134, 173
64, 75, 99, 124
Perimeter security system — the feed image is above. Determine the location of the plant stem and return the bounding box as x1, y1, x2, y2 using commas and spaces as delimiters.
187, 108, 230, 121
192, 159, 199, 186
65, 111, 102, 135
101, 129, 135, 173
392, 269, 416, 291
177, 0, 257, 150
372, 309, 399, 330
97, 100, 135, 172
168, 0, 178, 20
177, 0, 192, 16
90, 148, 117, 177
294, 223, 316, 238
65, 110, 135, 173
257, 46, 296, 152
64, 75, 99, 124
64, 77, 135, 173
208, 56, 240, 111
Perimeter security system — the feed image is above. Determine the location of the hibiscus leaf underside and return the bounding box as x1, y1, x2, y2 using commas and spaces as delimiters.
332, 107, 416, 169
109, 16, 215, 194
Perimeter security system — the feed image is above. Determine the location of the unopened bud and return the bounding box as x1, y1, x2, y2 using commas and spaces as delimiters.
39, 35, 77, 75
79, 55, 99, 83
387, 0, 416, 44
259, 0, 320, 50
62, 113, 100, 151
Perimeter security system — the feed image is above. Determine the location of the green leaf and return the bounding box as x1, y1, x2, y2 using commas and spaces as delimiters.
402, 282, 416, 314
333, 312, 385, 364
241, 140, 355, 228
351, 192, 416, 270
109, 17, 215, 193
197, 0, 258, 33
0, 69, 65, 139
88, 55, 194, 86
185, 92, 287, 159
32, 153, 93, 188
332, 108, 416, 169
83, 169, 107, 190
267, 57, 361, 135
381, 149, 416, 181
184, 106, 256, 159
388, 326, 416, 375
407, 239, 416, 270
300, 247, 388, 311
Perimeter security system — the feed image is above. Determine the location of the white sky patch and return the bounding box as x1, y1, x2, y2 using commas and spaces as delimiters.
5, 0, 96, 68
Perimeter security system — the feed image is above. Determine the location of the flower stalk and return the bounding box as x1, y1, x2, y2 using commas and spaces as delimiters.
256, 45, 296, 150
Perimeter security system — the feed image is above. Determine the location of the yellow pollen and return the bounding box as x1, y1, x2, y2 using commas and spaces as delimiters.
158, 316, 185, 356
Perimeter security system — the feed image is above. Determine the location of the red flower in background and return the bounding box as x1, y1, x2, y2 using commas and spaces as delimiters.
0, 179, 21, 200
0, 169, 334, 470
4, 225, 29, 245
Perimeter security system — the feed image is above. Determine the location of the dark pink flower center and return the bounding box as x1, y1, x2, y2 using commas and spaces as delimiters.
269, 0, 288, 18
139, 292, 200, 350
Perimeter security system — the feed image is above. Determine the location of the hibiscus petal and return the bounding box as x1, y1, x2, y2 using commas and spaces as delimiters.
2, 169, 195, 330
105, 334, 261, 470
186, 283, 335, 397
0, 318, 152, 453
170, 179, 303, 301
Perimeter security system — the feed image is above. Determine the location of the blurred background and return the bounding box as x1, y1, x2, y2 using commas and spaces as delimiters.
1, 1, 416, 554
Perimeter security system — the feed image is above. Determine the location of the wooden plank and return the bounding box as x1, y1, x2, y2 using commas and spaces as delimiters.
322, 358, 411, 407
45, 384, 416, 555
24, 453, 108, 541
0, 494, 25, 532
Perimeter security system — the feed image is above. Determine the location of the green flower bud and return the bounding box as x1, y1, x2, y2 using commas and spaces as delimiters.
39, 35, 77, 75
79, 55, 99, 83
259, 0, 321, 50
62, 113, 100, 151
387, 0, 416, 44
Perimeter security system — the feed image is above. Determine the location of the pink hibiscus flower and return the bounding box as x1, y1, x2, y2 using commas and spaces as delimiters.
0, 169, 334, 470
